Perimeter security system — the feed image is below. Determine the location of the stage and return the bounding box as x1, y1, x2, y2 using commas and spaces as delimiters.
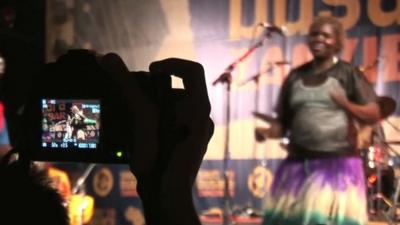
199, 217, 392, 225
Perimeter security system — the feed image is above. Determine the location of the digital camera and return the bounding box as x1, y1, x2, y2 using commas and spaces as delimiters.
21, 50, 144, 164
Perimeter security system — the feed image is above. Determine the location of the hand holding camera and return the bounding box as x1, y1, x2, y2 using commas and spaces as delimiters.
16, 50, 214, 225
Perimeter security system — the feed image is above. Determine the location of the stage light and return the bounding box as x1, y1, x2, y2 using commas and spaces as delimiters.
368, 175, 377, 184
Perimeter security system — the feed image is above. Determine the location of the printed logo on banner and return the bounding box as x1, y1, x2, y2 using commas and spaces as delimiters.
125, 206, 145, 225
90, 208, 117, 225
196, 169, 235, 197
93, 167, 113, 197
247, 165, 273, 198
119, 170, 138, 197
199, 207, 223, 222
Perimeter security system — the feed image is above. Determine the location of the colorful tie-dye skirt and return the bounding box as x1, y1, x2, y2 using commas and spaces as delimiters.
263, 156, 367, 225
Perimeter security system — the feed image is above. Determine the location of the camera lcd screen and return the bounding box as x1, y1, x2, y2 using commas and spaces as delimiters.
41, 99, 101, 150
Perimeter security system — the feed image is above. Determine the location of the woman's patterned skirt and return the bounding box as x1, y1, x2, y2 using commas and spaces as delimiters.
263, 156, 368, 225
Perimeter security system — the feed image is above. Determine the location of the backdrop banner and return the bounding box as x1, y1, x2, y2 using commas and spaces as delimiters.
47, 0, 400, 224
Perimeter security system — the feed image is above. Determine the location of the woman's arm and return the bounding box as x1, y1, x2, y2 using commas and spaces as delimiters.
330, 90, 381, 124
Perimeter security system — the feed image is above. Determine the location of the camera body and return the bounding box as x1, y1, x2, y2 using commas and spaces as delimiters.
21, 50, 137, 164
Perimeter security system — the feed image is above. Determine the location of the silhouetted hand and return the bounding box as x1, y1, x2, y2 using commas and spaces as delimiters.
117, 57, 214, 225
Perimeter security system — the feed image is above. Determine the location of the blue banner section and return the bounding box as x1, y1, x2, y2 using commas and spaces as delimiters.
55, 159, 283, 225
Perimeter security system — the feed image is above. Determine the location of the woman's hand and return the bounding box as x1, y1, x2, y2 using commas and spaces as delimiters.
253, 112, 283, 141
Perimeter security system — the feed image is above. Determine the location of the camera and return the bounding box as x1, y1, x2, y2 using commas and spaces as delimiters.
20, 50, 154, 164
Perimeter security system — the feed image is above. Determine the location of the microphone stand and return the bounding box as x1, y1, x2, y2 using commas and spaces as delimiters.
383, 119, 400, 223
371, 119, 400, 224
212, 33, 274, 225
238, 62, 288, 215
69, 163, 96, 225
375, 142, 400, 224
238, 63, 275, 160
72, 163, 96, 194
238, 65, 271, 215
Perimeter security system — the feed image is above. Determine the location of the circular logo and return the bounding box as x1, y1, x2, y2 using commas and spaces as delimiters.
93, 167, 114, 197
247, 165, 272, 198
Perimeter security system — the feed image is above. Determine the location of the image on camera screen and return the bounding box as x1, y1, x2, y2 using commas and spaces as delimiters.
41, 99, 101, 149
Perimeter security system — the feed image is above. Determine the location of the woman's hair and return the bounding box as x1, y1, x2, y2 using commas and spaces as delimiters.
309, 16, 345, 53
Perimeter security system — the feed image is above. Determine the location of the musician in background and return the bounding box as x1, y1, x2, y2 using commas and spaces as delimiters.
257, 16, 381, 225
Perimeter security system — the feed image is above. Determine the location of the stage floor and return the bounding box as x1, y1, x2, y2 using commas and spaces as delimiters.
201, 222, 389, 225
200, 217, 391, 225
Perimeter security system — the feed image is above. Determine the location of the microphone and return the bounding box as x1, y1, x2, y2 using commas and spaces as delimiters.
258, 22, 287, 36
358, 58, 380, 72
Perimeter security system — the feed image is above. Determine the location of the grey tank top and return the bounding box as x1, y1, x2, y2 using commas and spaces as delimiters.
289, 77, 351, 152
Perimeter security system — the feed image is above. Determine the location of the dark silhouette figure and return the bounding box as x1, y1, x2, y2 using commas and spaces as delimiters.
0, 152, 69, 225
0, 50, 213, 225
100, 55, 214, 225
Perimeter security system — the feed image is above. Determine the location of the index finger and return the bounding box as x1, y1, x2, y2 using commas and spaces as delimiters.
149, 58, 211, 114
